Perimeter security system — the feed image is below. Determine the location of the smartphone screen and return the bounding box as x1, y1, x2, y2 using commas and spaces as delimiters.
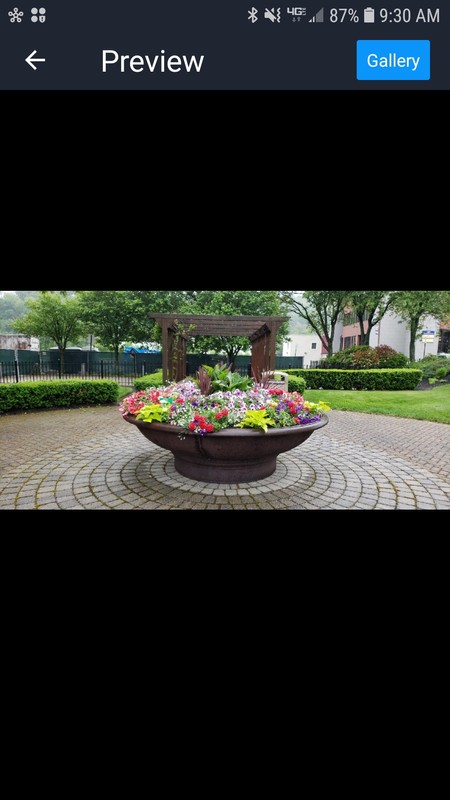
0, 2, 447, 90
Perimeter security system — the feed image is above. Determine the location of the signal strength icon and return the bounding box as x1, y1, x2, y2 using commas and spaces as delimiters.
308, 7, 324, 22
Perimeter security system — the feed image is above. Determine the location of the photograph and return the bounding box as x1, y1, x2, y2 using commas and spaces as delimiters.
1, 289, 449, 512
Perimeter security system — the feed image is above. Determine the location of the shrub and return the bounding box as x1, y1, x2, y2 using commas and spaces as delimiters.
285, 368, 306, 377
287, 375, 307, 394
351, 346, 379, 369
415, 355, 450, 379
435, 367, 447, 380
0, 380, 119, 414
134, 371, 164, 391
319, 348, 359, 369
319, 345, 408, 370
300, 369, 423, 391
374, 345, 408, 369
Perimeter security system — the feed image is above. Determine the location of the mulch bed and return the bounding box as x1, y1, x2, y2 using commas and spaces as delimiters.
416, 373, 450, 391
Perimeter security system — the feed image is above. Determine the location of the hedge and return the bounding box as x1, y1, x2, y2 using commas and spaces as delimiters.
287, 369, 423, 390
0, 380, 119, 414
285, 369, 306, 378
134, 371, 164, 391
287, 375, 307, 394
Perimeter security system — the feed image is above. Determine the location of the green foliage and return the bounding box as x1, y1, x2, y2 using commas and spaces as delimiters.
0, 380, 118, 414
77, 291, 190, 356
183, 291, 289, 362
284, 368, 306, 377
133, 291, 194, 343
201, 362, 253, 393
319, 346, 360, 369
0, 292, 28, 333
134, 371, 163, 390
77, 291, 153, 363
14, 292, 83, 363
281, 291, 350, 356
351, 346, 380, 368
391, 291, 450, 362
308, 400, 332, 413
237, 409, 276, 433
375, 345, 408, 368
136, 404, 169, 423
304, 385, 450, 424
321, 345, 408, 370
414, 355, 450, 379
297, 369, 423, 391
287, 375, 307, 394
436, 367, 447, 380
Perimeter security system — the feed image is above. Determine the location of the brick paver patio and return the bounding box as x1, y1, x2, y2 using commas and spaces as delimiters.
1, 406, 449, 510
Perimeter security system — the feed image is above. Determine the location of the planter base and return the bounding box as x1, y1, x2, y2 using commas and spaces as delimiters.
124, 415, 328, 484
174, 453, 278, 483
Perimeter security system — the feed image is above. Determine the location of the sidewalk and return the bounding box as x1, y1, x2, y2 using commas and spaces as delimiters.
1, 406, 449, 510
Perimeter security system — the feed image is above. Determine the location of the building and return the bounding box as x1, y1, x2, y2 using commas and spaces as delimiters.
334, 310, 445, 360
438, 321, 450, 354
0, 334, 40, 351
282, 333, 327, 368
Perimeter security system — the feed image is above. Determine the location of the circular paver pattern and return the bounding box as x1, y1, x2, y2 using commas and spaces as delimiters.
1, 406, 449, 510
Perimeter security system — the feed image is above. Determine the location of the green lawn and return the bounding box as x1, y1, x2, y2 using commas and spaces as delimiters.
118, 385, 132, 401
305, 384, 450, 424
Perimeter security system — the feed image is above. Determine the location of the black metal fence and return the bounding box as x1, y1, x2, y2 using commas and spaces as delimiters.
0, 360, 151, 386
0, 354, 306, 386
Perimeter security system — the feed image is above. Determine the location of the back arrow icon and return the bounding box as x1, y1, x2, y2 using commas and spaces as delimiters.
26, 50, 46, 70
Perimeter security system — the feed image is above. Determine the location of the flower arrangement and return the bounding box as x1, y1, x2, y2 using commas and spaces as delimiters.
120, 370, 330, 436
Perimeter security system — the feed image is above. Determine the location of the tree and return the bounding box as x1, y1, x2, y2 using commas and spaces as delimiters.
183, 291, 289, 367
281, 291, 350, 357
131, 291, 193, 343
78, 291, 192, 366
347, 291, 396, 346
77, 291, 154, 367
391, 290, 450, 362
14, 291, 40, 302
0, 292, 26, 333
14, 292, 83, 372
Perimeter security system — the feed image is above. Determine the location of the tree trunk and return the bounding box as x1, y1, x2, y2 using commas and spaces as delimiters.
360, 329, 371, 346
59, 348, 65, 375
357, 312, 371, 346
225, 347, 239, 371
114, 345, 119, 371
324, 325, 336, 357
409, 319, 419, 362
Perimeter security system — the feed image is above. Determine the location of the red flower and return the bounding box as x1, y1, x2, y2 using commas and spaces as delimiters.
188, 422, 196, 431
222, 408, 228, 416
206, 424, 214, 433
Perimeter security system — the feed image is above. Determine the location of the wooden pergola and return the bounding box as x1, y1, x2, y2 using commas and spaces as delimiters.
151, 314, 287, 384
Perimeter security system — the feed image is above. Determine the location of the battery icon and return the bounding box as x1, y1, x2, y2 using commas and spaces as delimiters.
364, 7, 375, 23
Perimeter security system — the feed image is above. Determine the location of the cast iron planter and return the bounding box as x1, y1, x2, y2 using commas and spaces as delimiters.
123, 414, 328, 483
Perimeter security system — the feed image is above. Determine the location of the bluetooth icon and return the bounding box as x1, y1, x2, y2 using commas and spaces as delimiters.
248, 7, 258, 23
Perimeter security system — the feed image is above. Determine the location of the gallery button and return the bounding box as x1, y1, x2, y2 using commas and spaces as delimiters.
357, 40, 430, 80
